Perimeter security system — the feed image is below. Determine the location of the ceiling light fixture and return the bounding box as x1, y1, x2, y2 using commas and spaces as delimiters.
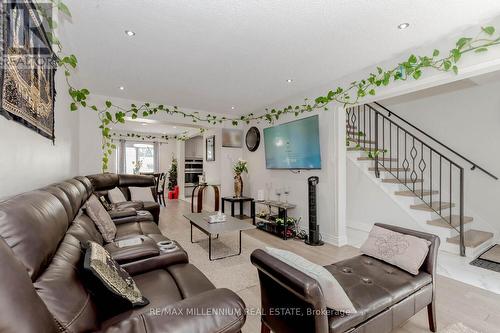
125, 30, 136, 36
398, 23, 410, 30
119, 86, 125, 90
231, 106, 235, 110
286, 79, 293, 83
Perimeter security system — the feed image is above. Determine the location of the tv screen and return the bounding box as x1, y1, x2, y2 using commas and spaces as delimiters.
264, 115, 321, 169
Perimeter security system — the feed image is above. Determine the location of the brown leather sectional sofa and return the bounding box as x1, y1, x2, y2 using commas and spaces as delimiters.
251, 223, 440, 333
87, 173, 161, 223
0, 176, 246, 333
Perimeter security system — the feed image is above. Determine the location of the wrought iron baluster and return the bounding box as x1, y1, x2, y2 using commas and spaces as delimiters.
410, 137, 418, 192
382, 117, 385, 168
418, 144, 426, 199
429, 149, 433, 208
363, 105, 367, 151
374, 111, 380, 178
369, 106, 372, 147
459, 168, 465, 256
403, 133, 408, 184
357, 106, 361, 147
389, 122, 392, 171
350, 108, 357, 138
439, 156, 442, 215
449, 164, 452, 228
397, 127, 400, 180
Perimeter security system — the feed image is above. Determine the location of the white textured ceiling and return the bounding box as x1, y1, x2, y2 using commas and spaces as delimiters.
60, 0, 500, 115
111, 118, 201, 136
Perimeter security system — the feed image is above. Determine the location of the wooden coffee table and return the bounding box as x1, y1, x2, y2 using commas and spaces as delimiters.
184, 212, 256, 261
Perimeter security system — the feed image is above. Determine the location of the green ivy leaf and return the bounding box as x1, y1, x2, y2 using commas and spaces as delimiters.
368, 89, 376, 95
475, 47, 488, 53
105, 100, 112, 108
456, 37, 472, 49
70, 102, 77, 111
443, 60, 452, 71
451, 49, 461, 62
452, 65, 458, 75
482, 26, 495, 35
432, 49, 440, 57
408, 54, 417, 64
57, 2, 72, 17
412, 70, 422, 80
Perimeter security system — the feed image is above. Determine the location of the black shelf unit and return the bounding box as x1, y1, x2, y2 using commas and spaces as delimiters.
254, 201, 296, 240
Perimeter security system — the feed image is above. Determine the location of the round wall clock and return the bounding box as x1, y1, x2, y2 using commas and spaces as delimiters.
245, 127, 261, 152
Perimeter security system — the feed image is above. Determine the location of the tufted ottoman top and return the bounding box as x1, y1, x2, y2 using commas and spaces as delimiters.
325, 254, 432, 332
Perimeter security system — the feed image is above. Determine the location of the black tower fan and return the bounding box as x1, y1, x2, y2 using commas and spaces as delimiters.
305, 176, 324, 246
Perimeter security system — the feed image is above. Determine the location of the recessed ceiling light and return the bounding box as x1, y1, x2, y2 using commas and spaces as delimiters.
286, 79, 293, 83
231, 106, 235, 110
125, 30, 136, 36
398, 23, 410, 30
141, 123, 147, 126
119, 86, 125, 90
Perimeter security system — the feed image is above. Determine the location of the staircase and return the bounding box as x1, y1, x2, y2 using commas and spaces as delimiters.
346, 103, 496, 257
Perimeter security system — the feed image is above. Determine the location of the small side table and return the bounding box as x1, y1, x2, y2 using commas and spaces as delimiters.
221, 196, 255, 224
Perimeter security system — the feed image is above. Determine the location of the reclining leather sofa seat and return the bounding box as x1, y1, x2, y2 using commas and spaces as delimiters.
0, 177, 246, 333
87, 173, 160, 223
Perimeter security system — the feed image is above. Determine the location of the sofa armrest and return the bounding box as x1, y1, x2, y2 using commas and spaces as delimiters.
251, 249, 326, 308
250, 249, 329, 333
121, 247, 189, 275
100, 288, 246, 333
105, 238, 160, 264
109, 208, 137, 219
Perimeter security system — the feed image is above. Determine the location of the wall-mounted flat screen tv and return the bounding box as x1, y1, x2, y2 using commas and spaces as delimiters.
264, 115, 321, 169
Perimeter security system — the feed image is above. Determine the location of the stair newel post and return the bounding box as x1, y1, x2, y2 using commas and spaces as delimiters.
374, 110, 380, 178
459, 167, 465, 257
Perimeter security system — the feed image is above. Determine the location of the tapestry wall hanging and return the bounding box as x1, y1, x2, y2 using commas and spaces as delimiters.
0, 0, 57, 141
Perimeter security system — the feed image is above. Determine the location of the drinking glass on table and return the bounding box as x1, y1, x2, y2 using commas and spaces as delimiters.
275, 188, 282, 203
283, 186, 290, 204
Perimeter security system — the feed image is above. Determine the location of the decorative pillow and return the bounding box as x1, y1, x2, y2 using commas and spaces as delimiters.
129, 187, 155, 202
360, 225, 431, 275
82, 241, 149, 312
84, 194, 116, 242
265, 247, 356, 313
108, 187, 127, 203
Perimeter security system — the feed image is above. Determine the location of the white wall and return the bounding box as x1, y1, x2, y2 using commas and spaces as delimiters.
346, 157, 421, 246
159, 142, 177, 173
199, 127, 244, 213
0, 71, 79, 199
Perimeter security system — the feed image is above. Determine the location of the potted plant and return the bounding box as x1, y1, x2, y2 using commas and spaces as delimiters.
132, 160, 143, 174
233, 159, 248, 198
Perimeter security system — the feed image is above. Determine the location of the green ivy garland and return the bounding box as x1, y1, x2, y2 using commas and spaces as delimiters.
110, 131, 190, 143
41, 3, 500, 171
